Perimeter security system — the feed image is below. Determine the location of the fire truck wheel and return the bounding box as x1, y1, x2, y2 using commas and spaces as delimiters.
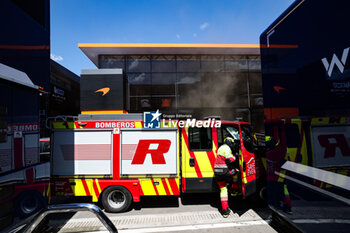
16, 191, 45, 219
102, 186, 132, 213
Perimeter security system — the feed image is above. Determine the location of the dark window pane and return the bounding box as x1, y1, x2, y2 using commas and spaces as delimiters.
152, 55, 176, 72
177, 73, 201, 108
99, 55, 125, 69
128, 73, 151, 96
248, 58, 261, 71
201, 56, 224, 72
285, 123, 301, 148
199, 73, 248, 108
248, 72, 262, 95
226, 72, 248, 108
189, 127, 212, 151
127, 56, 151, 72
151, 96, 176, 110
225, 56, 248, 71
129, 97, 152, 112
177, 55, 200, 72
152, 73, 176, 95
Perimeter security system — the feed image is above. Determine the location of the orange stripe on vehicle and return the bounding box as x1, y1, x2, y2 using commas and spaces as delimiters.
0, 45, 50, 50
81, 179, 91, 196
168, 179, 180, 195
151, 179, 159, 195
182, 129, 202, 177
161, 178, 171, 196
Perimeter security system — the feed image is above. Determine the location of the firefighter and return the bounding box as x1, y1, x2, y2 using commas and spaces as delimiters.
214, 137, 239, 218
265, 135, 292, 214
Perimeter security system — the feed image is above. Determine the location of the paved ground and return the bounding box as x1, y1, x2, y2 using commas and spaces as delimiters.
35, 194, 277, 233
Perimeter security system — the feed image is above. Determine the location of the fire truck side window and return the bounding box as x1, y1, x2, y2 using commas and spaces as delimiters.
217, 125, 240, 147
241, 125, 254, 153
189, 127, 212, 151
285, 123, 301, 148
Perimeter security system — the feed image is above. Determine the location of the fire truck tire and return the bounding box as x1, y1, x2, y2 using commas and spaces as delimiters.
101, 186, 132, 213
15, 191, 45, 219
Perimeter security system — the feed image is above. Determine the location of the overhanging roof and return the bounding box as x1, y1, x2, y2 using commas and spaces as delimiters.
0, 63, 38, 89
78, 43, 260, 67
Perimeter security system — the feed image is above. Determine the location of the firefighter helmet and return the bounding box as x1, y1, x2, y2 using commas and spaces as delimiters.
224, 137, 235, 151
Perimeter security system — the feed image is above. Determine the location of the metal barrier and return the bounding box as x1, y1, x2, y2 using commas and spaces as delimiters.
22, 203, 118, 233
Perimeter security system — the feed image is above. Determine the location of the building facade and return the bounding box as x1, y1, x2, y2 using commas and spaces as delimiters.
79, 44, 263, 132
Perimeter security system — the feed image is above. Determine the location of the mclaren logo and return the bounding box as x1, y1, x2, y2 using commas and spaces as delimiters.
273, 86, 285, 94
321, 47, 349, 77
95, 87, 110, 96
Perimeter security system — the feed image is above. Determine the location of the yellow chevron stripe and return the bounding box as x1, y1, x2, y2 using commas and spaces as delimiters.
153, 178, 166, 195
340, 117, 348, 123
46, 183, 50, 197
135, 121, 142, 128
139, 179, 157, 195
71, 179, 86, 196
311, 117, 329, 124
52, 122, 76, 129
239, 151, 248, 183
165, 179, 174, 195
95, 179, 102, 193
195, 151, 213, 177
87, 179, 98, 202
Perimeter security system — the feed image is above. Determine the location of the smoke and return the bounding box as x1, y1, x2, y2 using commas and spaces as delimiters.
178, 71, 248, 120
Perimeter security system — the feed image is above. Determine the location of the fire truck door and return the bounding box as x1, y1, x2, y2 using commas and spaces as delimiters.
181, 127, 216, 192
239, 124, 257, 198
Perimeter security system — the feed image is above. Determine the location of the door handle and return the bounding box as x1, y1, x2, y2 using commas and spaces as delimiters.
189, 158, 195, 167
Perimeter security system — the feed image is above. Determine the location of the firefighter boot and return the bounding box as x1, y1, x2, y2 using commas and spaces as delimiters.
221, 207, 232, 218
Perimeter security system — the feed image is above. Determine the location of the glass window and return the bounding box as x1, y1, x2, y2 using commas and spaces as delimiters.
201, 56, 224, 72
217, 125, 240, 147
241, 124, 254, 153
99, 55, 125, 69
152, 55, 176, 72
222, 72, 248, 108
189, 127, 212, 151
129, 96, 152, 112
128, 73, 151, 96
225, 56, 248, 71
151, 96, 176, 110
248, 72, 262, 93
152, 73, 176, 95
177, 73, 201, 108
177, 55, 200, 72
126, 56, 151, 72
248, 58, 261, 71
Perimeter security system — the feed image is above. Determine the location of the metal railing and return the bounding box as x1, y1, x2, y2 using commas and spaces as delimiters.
22, 203, 118, 233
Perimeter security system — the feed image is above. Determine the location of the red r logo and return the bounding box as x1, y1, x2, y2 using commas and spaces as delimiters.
132, 140, 171, 164
318, 134, 350, 158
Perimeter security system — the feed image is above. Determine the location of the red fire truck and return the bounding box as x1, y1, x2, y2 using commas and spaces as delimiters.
50, 115, 258, 212
0, 63, 50, 230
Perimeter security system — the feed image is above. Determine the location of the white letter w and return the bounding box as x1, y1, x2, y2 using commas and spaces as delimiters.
322, 47, 349, 77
